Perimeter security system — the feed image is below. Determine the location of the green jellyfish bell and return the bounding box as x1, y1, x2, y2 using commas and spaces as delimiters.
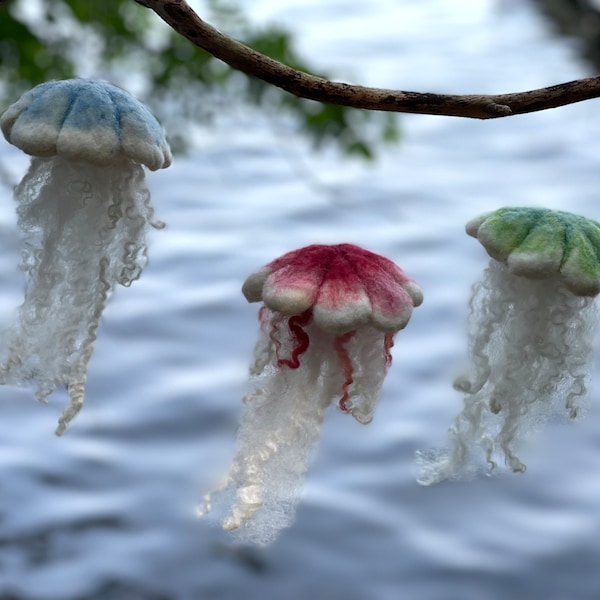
466, 207, 600, 297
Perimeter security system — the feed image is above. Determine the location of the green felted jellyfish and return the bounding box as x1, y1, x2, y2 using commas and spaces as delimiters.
417, 207, 600, 485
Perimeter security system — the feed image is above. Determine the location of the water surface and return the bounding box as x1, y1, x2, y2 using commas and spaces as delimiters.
1, 1, 600, 599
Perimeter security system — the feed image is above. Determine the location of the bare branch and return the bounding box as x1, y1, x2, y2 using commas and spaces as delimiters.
140, 0, 600, 119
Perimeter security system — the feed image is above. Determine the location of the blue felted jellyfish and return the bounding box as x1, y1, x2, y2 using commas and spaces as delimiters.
417, 207, 600, 484
0, 79, 171, 435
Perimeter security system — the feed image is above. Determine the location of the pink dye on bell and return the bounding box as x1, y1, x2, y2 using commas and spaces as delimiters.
199, 244, 422, 545
243, 243, 423, 419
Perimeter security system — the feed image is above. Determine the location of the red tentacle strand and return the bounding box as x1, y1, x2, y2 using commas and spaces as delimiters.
276, 309, 313, 369
268, 311, 286, 360
334, 331, 356, 412
384, 332, 395, 369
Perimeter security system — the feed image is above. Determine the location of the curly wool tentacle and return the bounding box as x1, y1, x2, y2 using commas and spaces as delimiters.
3, 156, 157, 434
204, 346, 329, 545
337, 327, 391, 424
249, 310, 277, 376
275, 310, 312, 369
417, 261, 598, 485
334, 331, 356, 413
453, 265, 502, 394
203, 307, 396, 543
55, 257, 112, 436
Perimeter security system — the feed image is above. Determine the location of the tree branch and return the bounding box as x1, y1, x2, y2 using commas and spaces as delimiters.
139, 0, 600, 119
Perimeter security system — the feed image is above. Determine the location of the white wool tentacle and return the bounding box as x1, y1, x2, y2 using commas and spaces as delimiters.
417, 261, 598, 485
202, 307, 395, 543
2, 156, 156, 434
204, 340, 330, 546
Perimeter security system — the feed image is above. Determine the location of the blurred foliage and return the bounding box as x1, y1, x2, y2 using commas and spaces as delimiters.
0, 0, 400, 158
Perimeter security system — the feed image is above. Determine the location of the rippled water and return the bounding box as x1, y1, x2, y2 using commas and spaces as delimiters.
1, 1, 600, 599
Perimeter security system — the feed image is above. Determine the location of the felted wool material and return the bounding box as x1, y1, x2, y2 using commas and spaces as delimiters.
242, 243, 423, 333
466, 206, 600, 297
417, 207, 600, 486
203, 244, 422, 545
1, 79, 171, 170
0, 79, 171, 435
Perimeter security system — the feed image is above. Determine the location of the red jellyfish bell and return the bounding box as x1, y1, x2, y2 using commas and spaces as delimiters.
244, 243, 424, 423
200, 243, 423, 545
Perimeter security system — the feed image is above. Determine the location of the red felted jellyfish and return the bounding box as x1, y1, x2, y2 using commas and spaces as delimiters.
200, 243, 422, 545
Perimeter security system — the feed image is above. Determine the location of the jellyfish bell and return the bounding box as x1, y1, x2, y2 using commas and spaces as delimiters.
417, 207, 600, 485
1, 79, 171, 169
0, 78, 171, 435
465, 207, 600, 296
201, 243, 422, 545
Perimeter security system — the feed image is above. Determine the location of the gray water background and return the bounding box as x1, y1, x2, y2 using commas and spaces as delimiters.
1, 0, 600, 598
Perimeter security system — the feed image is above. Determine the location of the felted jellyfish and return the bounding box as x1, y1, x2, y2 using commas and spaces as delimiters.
200, 243, 423, 544
417, 207, 600, 485
0, 78, 171, 435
